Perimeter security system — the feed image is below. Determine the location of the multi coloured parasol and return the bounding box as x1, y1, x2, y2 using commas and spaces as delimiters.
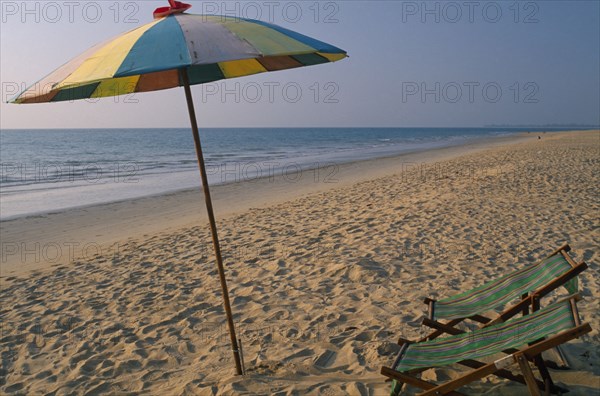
12, 10, 346, 103
10, 1, 347, 375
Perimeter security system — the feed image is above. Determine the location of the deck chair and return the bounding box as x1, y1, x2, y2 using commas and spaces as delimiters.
381, 294, 591, 395
420, 244, 587, 346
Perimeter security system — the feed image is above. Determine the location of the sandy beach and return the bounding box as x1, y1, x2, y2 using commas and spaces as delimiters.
1, 130, 598, 395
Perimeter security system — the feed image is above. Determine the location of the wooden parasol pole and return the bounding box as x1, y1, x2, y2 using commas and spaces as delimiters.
180, 68, 243, 375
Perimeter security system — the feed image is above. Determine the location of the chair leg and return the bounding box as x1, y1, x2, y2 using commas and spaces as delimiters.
529, 294, 558, 395
516, 353, 542, 396
547, 345, 570, 369
533, 354, 565, 395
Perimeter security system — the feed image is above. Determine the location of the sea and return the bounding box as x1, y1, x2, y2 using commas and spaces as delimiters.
0, 127, 581, 219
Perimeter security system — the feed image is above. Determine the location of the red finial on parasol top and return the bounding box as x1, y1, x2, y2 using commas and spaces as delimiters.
153, 0, 192, 19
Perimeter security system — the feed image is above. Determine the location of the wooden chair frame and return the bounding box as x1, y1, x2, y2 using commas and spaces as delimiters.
382, 295, 591, 395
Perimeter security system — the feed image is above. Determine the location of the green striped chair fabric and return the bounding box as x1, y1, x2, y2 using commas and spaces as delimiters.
432, 253, 578, 321
396, 297, 577, 372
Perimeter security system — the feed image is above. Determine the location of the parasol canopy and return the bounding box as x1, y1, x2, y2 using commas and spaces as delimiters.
11, 13, 347, 104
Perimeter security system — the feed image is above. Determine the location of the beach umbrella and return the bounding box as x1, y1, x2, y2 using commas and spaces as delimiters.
9, 1, 347, 375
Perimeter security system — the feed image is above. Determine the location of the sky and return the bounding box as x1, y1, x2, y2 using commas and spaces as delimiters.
1, 0, 599, 128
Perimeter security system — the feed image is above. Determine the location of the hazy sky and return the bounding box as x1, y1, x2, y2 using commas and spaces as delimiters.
1, 1, 599, 128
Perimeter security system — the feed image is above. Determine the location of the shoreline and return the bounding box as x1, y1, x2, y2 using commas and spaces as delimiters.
1, 131, 537, 277
0, 130, 533, 222
2, 131, 536, 223
2, 127, 587, 222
